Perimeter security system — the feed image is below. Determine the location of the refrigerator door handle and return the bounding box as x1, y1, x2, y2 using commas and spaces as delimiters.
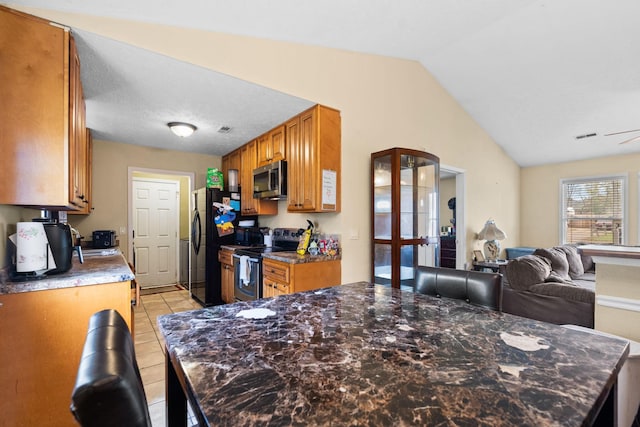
192, 210, 201, 255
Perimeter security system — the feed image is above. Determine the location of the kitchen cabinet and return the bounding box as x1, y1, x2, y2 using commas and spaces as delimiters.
68, 129, 93, 214
371, 148, 440, 290
0, 6, 90, 210
218, 248, 235, 303
257, 124, 286, 167
222, 147, 241, 189
240, 140, 278, 216
0, 281, 132, 427
262, 257, 341, 298
286, 105, 341, 213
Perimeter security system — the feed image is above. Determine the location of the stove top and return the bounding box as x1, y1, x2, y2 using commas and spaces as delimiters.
236, 245, 292, 256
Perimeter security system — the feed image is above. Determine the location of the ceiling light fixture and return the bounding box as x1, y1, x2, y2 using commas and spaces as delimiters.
168, 122, 197, 138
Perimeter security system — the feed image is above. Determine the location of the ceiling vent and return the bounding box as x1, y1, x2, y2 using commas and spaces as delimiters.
575, 132, 597, 140
217, 126, 232, 134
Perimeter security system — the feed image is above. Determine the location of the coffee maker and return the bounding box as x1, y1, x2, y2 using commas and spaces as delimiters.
9, 218, 83, 278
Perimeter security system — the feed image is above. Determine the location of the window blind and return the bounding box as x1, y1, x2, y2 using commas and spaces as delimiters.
561, 176, 624, 245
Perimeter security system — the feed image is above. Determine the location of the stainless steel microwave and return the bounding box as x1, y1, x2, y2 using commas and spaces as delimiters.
253, 160, 287, 200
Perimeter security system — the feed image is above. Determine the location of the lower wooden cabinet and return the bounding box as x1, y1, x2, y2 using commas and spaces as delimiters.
219, 248, 235, 303
262, 257, 341, 298
0, 281, 132, 427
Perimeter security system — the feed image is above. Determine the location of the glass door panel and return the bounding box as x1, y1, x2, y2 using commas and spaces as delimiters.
371, 148, 440, 290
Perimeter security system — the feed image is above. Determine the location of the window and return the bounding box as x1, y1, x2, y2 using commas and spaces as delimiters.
561, 175, 626, 245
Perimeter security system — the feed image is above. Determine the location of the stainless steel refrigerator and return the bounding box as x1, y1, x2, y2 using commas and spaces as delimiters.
189, 187, 252, 306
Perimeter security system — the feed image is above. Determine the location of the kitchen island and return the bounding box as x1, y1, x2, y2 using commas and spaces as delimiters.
0, 249, 134, 427
159, 281, 629, 426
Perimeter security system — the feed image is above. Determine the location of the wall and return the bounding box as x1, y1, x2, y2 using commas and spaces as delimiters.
8, 7, 522, 283
521, 153, 640, 248
66, 139, 218, 255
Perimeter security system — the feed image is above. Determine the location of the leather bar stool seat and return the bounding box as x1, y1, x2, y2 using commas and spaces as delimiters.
415, 266, 503, 311
70, 309, 151, 427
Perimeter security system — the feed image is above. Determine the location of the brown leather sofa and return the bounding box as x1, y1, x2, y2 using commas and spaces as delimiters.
500, 245, 595, 328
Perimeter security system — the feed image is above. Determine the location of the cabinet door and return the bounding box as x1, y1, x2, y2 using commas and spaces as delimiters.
286, 117, 302, 210
240, 140, 278, 216
257, 125, 286, 167
221, 263, 234, 303
298, 110, 317, 210
222, 148, 241, 189
241, 141, 258, 215
68, 36, 91, 212
269, 124, 286, 163
286, 105, 341, 213
218, 250, 234, 303
0, 7, 72, 207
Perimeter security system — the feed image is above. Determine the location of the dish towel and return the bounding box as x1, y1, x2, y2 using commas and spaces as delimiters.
239, 255, 251, 286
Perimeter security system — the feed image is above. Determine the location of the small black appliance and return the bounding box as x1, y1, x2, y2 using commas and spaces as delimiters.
93, 230, 116, 248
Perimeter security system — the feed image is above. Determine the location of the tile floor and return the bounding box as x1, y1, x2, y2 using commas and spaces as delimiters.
133, 286, 202, 427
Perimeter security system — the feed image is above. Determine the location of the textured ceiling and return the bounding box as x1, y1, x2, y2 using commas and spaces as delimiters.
6, 0, 640, 166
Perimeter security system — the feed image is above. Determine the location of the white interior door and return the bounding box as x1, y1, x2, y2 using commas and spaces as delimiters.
132, 178, 179, 288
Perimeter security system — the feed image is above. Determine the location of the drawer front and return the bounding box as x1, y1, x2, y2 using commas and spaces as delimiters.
263, 259, 290, 283
218, 249, 233, 266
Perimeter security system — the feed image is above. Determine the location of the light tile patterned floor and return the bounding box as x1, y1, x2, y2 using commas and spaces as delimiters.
134, 287, 202, 427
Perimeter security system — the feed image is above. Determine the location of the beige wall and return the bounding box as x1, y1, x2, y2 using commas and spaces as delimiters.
4, 6, 522, 283
521, 153, 640, 248
65, 139, 218, 256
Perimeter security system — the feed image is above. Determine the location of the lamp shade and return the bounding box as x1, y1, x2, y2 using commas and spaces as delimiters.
477, 219, 506, 241
168, 122, 197, 137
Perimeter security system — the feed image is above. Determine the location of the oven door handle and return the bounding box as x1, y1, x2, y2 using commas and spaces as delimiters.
232, 254, 261, 263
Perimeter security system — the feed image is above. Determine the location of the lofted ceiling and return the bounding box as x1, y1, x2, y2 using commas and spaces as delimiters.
5, 0, 640, 166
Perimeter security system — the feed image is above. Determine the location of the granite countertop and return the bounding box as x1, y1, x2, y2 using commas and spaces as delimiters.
0, 248, 134, 295
262, 251, 341, 264
159, 282, 628, 426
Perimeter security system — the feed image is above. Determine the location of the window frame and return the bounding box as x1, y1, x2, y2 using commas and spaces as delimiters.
559, 173, 628, 245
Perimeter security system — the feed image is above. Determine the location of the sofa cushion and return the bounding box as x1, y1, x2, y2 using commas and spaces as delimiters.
555, 245, 584, 279
529, 282, 595, 304
581, 252, 595, 273
534, 247, 571, 281
505, 255, 552, 291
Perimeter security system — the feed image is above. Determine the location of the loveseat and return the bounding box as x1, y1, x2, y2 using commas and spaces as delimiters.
501, 245, 595, 328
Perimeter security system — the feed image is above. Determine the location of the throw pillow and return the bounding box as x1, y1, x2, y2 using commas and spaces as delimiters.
505, 255, 552, 291
555, 245, 584, 279
533, 247, 571, 281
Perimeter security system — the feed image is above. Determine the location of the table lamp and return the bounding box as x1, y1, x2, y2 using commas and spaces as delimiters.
478, 219, 506, 261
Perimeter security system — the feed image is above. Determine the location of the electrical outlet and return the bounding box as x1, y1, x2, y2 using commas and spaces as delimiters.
120, 227, 126, 235
349, 229, 359, 240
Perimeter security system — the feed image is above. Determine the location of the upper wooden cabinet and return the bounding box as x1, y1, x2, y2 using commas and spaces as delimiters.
257, 124, 286, 167
221, 104, 341, 215
0, 6, 90, 210
287, 105, 341, 213
240, 140, 277, 216
222, 148, 241, 189
68, 129, 93, 215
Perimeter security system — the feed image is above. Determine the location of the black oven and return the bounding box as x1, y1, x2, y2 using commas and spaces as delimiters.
232, 228, 301, 301
233, 252, 262, 302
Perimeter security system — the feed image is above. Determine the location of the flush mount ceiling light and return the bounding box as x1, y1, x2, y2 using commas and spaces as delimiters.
168, 122, 197, 138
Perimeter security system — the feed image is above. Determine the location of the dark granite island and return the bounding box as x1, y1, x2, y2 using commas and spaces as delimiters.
159, 282, 629, 426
